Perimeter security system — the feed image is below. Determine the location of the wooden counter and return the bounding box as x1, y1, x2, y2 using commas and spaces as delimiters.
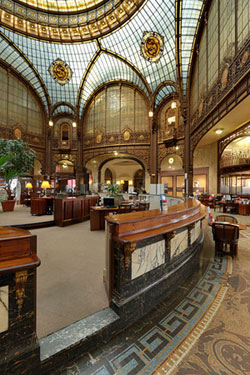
54, 196, 98, 226
0, 227, 40, 273
90, 206, 119, 231
104, 199, 206, 321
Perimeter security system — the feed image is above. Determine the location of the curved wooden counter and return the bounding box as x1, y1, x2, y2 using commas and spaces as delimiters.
105, 199, 207, 322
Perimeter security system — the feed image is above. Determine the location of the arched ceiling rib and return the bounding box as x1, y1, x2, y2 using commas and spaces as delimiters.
0, 29, 50, 114
53, 105, 75, 116
79, 51, 151, 116
155, 85, 176, 107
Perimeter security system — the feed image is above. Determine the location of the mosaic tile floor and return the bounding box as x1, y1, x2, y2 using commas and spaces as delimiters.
56, 222, 250, 375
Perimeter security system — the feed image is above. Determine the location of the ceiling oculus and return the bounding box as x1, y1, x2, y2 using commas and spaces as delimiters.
141, 31, 164, 63
48, 59, 73, 85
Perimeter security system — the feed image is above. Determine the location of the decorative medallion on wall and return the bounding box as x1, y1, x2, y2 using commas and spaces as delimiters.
141, 31, 164, 63
139, 134, 145, 140
48, 59, 73, 85
14, 127, 22, 138
109, 136, 115, 143
221, 65, 229, 90
96, 133, 103, 144
123, 130, 131, 141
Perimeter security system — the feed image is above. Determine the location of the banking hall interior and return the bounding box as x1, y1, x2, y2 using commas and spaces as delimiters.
0, 0, 250, 374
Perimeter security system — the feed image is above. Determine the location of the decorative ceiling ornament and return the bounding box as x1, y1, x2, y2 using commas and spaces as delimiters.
48, 59, 73, 85
141, 31, 164, 63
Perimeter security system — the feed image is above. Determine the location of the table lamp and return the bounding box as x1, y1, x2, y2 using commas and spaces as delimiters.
41, 180, 50, 196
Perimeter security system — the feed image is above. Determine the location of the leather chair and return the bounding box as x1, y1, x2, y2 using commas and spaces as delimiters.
215, 215, 238, 224
212, 222, 239, 258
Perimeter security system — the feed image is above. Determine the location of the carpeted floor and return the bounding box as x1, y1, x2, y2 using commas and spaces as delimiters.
0, 204, 53, 226
32, 222, 109, 339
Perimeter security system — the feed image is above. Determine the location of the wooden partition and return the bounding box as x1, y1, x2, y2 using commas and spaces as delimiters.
105, 199, 206, 321
0, 227, 40, 375
54, 196, 98, 226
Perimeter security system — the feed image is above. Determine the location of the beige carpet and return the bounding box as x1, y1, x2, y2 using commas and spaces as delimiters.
31, 222, 108, 339
0, 204, 53, 226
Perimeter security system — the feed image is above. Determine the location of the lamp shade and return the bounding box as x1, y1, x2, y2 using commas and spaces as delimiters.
106, 180, 111, 185
41, 180, 51, 189
120, 180, 124, 184
25, 182, 33, 189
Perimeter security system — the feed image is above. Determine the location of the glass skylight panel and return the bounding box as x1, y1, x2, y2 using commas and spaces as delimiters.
181, 0, 203, 91
1, 27, 97, 109
102, 0, 176, 93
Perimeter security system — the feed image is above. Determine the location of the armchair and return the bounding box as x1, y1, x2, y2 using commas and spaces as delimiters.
212, 222, 239, 258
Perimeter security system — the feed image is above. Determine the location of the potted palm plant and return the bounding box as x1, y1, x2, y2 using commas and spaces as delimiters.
107, 183, 122, 206
0, 138, 36, 211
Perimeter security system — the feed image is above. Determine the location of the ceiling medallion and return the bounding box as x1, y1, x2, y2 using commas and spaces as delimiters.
141, 31, 164, 63
48, 59, 73, 85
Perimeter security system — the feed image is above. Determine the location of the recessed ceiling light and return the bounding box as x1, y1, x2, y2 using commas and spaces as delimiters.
214, 128, 224, 135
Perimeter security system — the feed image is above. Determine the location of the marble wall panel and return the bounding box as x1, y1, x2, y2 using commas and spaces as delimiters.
191, 221, 201, 244
171, 230, 188, 258
132, 240, 165, 280
0, 285, 8, 333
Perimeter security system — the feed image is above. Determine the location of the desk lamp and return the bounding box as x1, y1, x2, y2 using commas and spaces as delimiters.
41, 180, 50, 197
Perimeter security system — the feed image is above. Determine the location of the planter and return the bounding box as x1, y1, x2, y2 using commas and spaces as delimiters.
1, 200, 15, 212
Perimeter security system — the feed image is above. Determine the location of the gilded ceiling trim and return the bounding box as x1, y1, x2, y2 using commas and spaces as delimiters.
0, 0, 145, 42
0, 30, 51, 114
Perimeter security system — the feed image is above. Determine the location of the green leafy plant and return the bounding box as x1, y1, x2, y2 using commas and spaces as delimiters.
0, 138, 36, 200
107, 184, 119, 197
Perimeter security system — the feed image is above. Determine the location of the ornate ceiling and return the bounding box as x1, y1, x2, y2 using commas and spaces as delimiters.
0, 0, 205, 121
0, 0, 145, 41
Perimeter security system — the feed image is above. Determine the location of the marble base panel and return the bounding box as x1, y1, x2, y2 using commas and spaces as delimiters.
0, 286, 8, 334
111, 232, 204, 322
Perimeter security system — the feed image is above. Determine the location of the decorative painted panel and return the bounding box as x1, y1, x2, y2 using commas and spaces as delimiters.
0, 286, 8, 333
132, 240, 165, 280
191, 221, 201, 244
170, 230, 188, 258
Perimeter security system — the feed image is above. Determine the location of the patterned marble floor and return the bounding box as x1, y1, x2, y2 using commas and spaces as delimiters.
55, 220, 250, 375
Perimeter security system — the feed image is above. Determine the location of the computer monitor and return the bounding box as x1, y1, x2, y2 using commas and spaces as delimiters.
103, 197, 115, 208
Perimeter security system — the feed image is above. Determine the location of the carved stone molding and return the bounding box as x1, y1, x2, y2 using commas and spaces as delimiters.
15, 270, 28, 316
165, 231, 176, 253
124, 242, 136, 271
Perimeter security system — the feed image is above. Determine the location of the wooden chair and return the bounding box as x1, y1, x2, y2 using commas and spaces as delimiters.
212, 222, 239, 258
138, 202, 150, 211
215, 215, 238, 224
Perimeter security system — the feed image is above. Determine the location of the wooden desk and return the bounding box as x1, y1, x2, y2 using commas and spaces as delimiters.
30, 197, 54, 215
54, 196, 98, 226
238, 204, 250, 215
90, 206, 119, 231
